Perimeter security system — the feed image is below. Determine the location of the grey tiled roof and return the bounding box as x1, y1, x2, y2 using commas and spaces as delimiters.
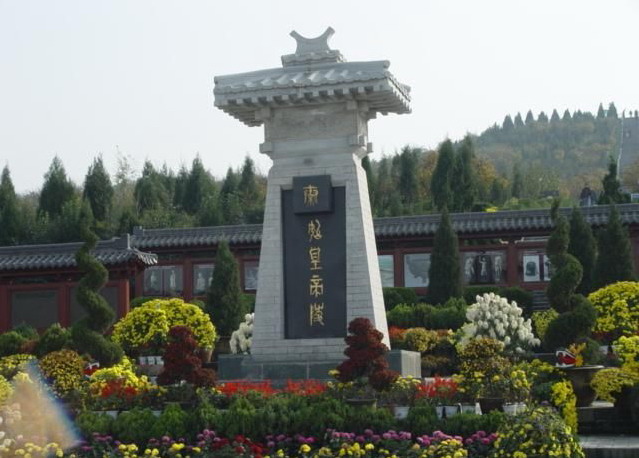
0, 236, 157, 272
130, 204, 639, 249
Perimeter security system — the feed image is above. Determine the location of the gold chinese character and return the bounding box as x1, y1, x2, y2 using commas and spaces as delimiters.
309, 246, 322, 270
307, 219, 322, 242
309, 302, 325, 326
303, 184, 319, 206
309, 274, 324, 297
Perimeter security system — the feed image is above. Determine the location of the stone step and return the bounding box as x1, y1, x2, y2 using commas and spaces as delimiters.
580, 436, 639, 458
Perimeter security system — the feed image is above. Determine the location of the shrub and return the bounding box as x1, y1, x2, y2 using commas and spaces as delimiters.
588, 281, 639, 339
0, 375, 13, 405
492, 406, 583, 457
439, 411, 505, 437
112, 408, 158, 444
39, 349, 85, 398
13, 323, 38, 341
230, 313, 254, 354
206, 240, 245, 336
591, 367, 639, 402
35, 323, 71, 357
387, 304, 417, 328
403, 328, 439, 353
531, 309, 559, 341
463, 286, 499, 304
405, 400, 438, 434
113, 298, 217, 354
241, 293, 256, 313
425, 304, 467, 331
129, 296, 161, 308
383, 287, 418, 310
0, 332, 27, 357
158, 326, 216, 387
335, 317, 398, 391
544, 296, 596, 350
75, 410, 114, 437
461, 293, 539, 355
151, 403, 189, 439
498, 287, 533, 316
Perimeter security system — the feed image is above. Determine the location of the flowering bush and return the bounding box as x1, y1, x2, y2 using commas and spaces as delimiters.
0, 354, 35, 380
456, 338, 512, 400
614, 335, 639, 364
417, 377, 458, 402
492, 405, 584, 458
461, 293, 539, 355
388, 326, 407, 349
531, 308, 558, 340
157, 326, 216, 387
230, 313, 254, 354
591, 367, 639, 402
589, 281, 639, 339
39, 349, 85, 398
0, 375, 13, 405
551, 380, 578, 433
112, 298, 216, 354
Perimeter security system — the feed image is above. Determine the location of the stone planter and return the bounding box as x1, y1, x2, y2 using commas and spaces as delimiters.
460, 403, 478, 415
345, 398, 377, 409
436, 404, 460, 419
503, 403, 526, 415
561, 365, 604, 407
392, 405, 410, 420
478, 397, 504, 414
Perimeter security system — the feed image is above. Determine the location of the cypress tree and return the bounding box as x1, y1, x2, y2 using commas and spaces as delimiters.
568, 207, 597, 294
598, 158, 629, 204
184, 156, 214, 214
220, 167, 239, 197
452, 135, 477, 211
502, 115, 514, 130
173, 166, 189, 210
83, 156, 113, 223
525, 110, 535, 124
374, 158, 392, 216
594, 206, 634, 288
398, 147, 419, 208
0, 166, 21, 245
511, 164, 523, 198
428, 209, 461, 305
206, 241, 245, 336
562, 109, 572, 121
38, 156, 76, 218
538, 111, 549, 123
550, 109, 560, 123
431, 140, 455, 211
135, 161, 170, 212
607, 102, 618, 119
239, 156, 259, 203
596, 103, 606, 119
71, 203, 123, 365
514, 113, 524, 128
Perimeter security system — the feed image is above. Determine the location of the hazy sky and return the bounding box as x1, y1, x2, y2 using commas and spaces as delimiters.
1, 0, 638, 193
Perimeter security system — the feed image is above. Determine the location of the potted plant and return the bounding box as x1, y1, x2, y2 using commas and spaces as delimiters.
503, 369, 530, 415
383, 376, 420, 419
558, 339, 604, 407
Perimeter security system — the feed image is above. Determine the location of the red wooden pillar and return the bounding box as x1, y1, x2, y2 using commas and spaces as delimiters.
135, 271, 144, 297
117, 278, 130, 318
58, 284, 70, 327
506, 239, 518, 287
0, 285, 9, 332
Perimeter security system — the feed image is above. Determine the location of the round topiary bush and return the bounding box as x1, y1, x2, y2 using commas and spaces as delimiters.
403, 328, 438, 353
588, 281, 639, 339
112, 298, 216, 355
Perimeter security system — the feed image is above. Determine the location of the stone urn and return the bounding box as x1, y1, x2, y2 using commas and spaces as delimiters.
561, 365, 604, 407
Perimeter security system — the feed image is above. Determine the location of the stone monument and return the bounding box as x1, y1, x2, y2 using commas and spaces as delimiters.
215, 28, 418, 379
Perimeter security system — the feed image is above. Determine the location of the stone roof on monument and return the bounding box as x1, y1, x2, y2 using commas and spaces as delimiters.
213, 27, 411, 126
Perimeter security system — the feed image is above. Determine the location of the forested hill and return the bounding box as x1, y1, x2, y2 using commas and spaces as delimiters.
473, 104, 620, 194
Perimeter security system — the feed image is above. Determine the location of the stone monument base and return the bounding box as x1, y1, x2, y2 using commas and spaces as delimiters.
217, 350, 421, 382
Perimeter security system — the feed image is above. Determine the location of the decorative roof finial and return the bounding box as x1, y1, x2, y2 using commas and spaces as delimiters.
281, 27, 344, 67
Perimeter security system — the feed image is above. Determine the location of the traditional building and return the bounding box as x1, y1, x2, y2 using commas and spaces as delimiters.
1, 203, 639, 332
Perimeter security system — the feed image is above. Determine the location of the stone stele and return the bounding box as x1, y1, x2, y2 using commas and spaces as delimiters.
214, 28, 419, 380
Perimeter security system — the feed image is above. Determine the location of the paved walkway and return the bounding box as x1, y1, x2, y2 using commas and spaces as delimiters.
580, 435, 639, 458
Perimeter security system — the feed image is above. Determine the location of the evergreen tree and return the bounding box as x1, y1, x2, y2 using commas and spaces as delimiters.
206, 241, 245, 336
184, 156, 214, 214
135, 161, 170, 212
398, 147, 419, 208
83, 156, 113, 223
239, 156, 259, 203
0, 166, 21, 245
489, 178, 507, 205
550, 109, 560, 123
538, 111, 549, 123
525, 110, 535, 124
594, 205, 634, 288
173, 166, 189, 211
452, 136, 477, 211
511, 164, 523, 198
38, 156, 76, 218
502, 115, 514, 130
362, 155, 376, 208
220, 167, 239, 197
514, 113, 524, 128
562, 109, 572, 121
598, 158, 629, 204
597, 103, 606, 119
71, 204, 123, 365
607, 102, 618, 119
428, 209, 461, 305
568, 207, 597, 295
197, 194, 223, 226
374, 158, 392, 216
546, 201, 583, 313
431, 140, 455, 211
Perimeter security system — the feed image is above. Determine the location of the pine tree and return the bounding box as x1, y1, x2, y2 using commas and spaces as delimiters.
0, 166, 21, 245
38, 156, 76, 218
511, 164, 523, 198
598, 158, 629, 204
206, 241, 245, 336
594, 206, 634, 288
431, 140, 455, 211
452, 136, 477, 211
173, 166, 189, 211
525, 110, 535, 124
562, 109, 572, 121
550, 109, 560, 123
398, 147, 419, 208
597, 103, 606, 119
514, 113, 524, 128
220, 167, 239, 197
568, 207, 597, 295
607, 102, 618, 119
428, 209, 461, 305
83, 156, 113, 223
538, 111, 549, 123
239, 156, 259, 203
502, 115, 514, 130
184, 156, 214, 214
135, 161, 170, 212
